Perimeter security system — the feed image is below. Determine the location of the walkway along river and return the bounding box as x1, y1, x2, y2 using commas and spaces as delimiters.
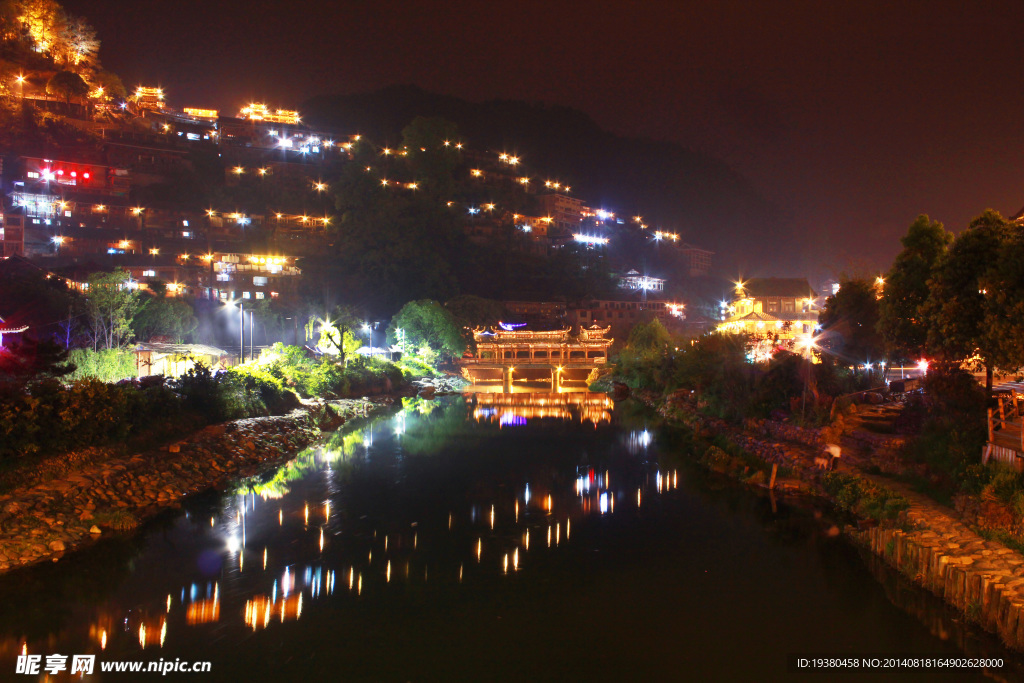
0, 392, 1019, 681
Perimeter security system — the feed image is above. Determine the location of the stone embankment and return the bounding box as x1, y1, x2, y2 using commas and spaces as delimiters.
643, 389, 1024, 652
0, 398, 383, 574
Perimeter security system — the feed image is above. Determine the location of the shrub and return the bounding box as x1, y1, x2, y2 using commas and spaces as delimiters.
822, 471, 910, 521
67, 348, 136, 383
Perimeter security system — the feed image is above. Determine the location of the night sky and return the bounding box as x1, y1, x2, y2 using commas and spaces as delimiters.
62, 0, 1024, 277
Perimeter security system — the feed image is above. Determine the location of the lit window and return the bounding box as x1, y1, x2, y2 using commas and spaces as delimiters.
242, 291, 251, 299
143, 270, 156, 277
255, 292, 265, 299
253, 276, 268, 286
27, 171, 39, 179
182, 231, 191, 238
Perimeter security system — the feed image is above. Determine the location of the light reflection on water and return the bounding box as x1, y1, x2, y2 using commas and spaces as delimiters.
0, 392, 1011, 681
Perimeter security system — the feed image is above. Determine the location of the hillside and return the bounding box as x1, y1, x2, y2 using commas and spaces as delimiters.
303, 85, 790, 274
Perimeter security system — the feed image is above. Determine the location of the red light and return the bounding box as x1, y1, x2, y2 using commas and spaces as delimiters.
83, 172, 90, 179
70, 171, 77, 177
56, 169, 64, 175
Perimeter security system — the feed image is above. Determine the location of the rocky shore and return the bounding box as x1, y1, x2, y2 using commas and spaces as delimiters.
640, 389, 1024, 652
0, 397, 387, 574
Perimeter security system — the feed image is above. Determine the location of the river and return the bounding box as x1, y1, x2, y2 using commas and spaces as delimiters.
0, 391, 1019, 681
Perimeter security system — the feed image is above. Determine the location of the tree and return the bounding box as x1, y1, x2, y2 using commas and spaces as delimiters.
818, 279, 883, 367
0, 337, 73, 382
132, 293, 198, 343
388, 299, 464, 360
924, 209, 1014, 394
83, 269, 140, 350
625, 318, 671, 356
878, 215, 951, 360
444, 294, 506, 346
90, 69, 125, 100
45, 69, 87, 105
980, 223, 1024, 385
54, 13, 98, 70
309, 305, 361, 368
14, 0, 60, 52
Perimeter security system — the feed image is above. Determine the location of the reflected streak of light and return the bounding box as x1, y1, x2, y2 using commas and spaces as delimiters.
349, 567, 354, 590
358, 573, 363, 595
263, 547, 267, 570
515, 499, 519, 523
637, 488, 642, 507
503, 553, 508, 574
513, 547, 519, 571
524, 484, 531, 505
279, 509, 283, 526
166, 594, 172, 612
476, 537, 482, 562
100, 630, 107, 650
459, 563, 464, 582
325, 501, 330, 521
556, 522, 560, 546
611, 493, 615, 513
448, 513, 453, 529
304, 504, 309, 525
239, 550, 243, 571
210, 517, 214, 527
160, 620, 166, 647
385, 535, 388, 551
414, 532, 418, 549
490, 504, 495, 530
319, 528, 324, 553
386, 560, 391, 583
674, 470, 678, 489
524, 529, 529, 550
606, 470, 610, 488
547, 525, 551, 548
546, 494, 552, 513
567, 519, 571, 539
369, 550, 373, 563
21, 642, 27, 656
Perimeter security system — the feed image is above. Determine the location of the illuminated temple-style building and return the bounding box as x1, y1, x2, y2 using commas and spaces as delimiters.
717, 278, 819, 355
461, 325, 613, 390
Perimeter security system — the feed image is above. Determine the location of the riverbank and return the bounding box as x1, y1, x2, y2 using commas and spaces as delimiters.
639, 389, 1024, 652
0, 397, 396, 574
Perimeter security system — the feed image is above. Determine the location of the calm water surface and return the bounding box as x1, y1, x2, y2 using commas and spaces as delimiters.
0, 391, 1019, 682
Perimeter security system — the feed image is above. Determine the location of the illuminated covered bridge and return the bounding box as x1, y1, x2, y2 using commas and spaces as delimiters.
460, 325, 613, 390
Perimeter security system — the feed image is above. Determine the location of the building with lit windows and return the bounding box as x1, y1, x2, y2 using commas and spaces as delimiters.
204, 252, 302, 302
536, 193, 584, 234
717, 278, 818, 338
618, 269, 665, 292
678, 242, 714, 277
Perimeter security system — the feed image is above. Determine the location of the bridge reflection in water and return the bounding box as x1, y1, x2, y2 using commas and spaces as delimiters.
468, 391, 614, 426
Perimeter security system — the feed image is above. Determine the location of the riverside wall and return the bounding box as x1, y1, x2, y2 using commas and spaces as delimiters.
0, 399, 385, 573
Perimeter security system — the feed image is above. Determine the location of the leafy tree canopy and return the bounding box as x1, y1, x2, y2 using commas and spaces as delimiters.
388, 299, 464, 360
818, 278, 883, 365
878, 214, 951, 359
